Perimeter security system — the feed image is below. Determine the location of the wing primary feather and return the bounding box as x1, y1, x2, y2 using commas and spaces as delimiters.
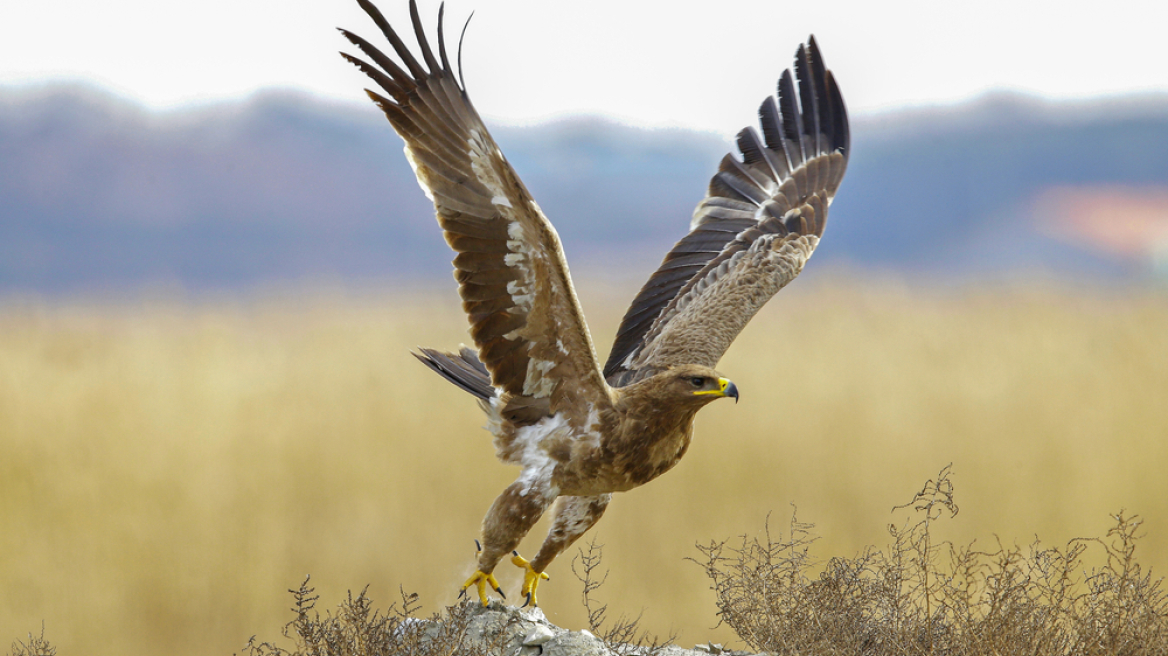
740, 125, 786, 183
364, 89, 412, 127
758, 96, 782, 150
339, 50, 405, 100
734, 131, 779, 204
794, 43, 821, 156
436, 4, 452, 74
757, 96, 792, 176
827, 71, 849, 155
807, 36, 832, 154
406, 88, 472, 154
339, 30, 413, 97
715, 155, 768, 204
356, 0, 428, 80
777, 70, 805, 166
735, 127, 765, 166
408, 0, 442, 74
457, 11, 475, 92
709, 174, 754, 205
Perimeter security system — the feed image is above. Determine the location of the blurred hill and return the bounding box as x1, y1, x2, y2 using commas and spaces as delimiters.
2, 84, 1167, 293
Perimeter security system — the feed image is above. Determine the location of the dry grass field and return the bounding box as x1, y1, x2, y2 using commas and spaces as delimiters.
2, 276, 1166, 655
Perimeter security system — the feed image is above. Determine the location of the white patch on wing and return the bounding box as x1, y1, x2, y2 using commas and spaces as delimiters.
501, 217, 538, 319
586, 405, 601, 430
578, 404, 603, 447
523, 357, 557, 398
482, 393, 505, 438
506, 221, 530, 261
507, 280, 534, 310
467, 129, 510, 210
512, 413, 570, 498
402, 146, 434, 202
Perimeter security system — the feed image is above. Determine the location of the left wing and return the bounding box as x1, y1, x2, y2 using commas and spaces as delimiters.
340, 0, 610, 422
604, 37, 849, 386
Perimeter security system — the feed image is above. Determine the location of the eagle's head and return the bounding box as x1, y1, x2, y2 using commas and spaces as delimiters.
658, 364, 739, 406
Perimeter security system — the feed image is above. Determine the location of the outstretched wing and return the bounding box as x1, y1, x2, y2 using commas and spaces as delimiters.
604, 37, 849, 386
340, 0, 609, 419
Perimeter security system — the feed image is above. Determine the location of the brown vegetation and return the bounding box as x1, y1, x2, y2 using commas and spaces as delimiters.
240, 580, 500, 656
697, 466, 1168, 655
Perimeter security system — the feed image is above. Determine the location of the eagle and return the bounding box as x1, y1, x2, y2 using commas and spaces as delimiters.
339, 0, 849, 607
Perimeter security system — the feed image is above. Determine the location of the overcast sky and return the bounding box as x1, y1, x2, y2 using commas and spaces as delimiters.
3, 0, 1167, 136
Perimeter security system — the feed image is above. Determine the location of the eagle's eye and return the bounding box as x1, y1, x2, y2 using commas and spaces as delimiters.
689, 377, 705, 388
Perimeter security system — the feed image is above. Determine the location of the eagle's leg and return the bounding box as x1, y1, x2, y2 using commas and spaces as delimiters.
514, 494, 612, 607
460, 477, 559, 606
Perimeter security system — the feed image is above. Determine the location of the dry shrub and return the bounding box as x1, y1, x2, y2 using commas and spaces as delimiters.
696, 466, 1168, 655
239, 577, 494, 656
8, 626, 54, 656
572, 538, 676, 655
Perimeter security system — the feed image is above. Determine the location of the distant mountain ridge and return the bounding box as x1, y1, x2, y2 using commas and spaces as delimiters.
2, 84, 1167, 293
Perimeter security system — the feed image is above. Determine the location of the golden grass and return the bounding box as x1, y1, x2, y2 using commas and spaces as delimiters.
1, 277, 1166, 655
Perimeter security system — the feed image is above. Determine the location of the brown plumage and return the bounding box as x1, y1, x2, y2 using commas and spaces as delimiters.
339, 0, 849, 607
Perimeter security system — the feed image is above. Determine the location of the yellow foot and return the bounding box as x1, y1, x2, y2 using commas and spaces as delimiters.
511, 551, 550, 608
460, 570, 504, 607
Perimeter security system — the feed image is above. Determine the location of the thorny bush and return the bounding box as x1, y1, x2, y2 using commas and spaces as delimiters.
695, 465, 1168, 655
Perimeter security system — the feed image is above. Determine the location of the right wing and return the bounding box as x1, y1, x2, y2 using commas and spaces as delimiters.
340, 0, 610, 421
603, 37, 849, 386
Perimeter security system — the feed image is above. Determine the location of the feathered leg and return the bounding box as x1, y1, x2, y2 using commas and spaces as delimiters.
461, 476, 559, 605
512, 494, 612, 607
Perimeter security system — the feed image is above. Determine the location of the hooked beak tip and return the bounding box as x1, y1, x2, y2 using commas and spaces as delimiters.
723, 380, 739, 403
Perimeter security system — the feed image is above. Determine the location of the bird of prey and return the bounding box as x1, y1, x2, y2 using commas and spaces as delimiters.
339, 0, 848, 607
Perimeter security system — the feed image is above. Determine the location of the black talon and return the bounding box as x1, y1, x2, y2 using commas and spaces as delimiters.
496, 587, 505, 598
521, 592, 532, 608
475, 539, 482, 552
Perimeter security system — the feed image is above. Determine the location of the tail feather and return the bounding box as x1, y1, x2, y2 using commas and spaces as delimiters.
414, 346, 496, 401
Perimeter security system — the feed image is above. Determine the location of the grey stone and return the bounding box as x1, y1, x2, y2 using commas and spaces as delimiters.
431, 601, 758, 656
523, 625, 557, 646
